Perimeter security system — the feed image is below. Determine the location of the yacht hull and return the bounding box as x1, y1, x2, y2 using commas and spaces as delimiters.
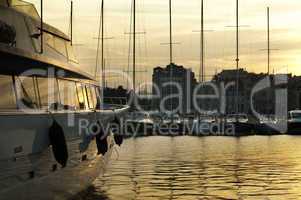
254, 123, 281, 135
287, 122, 301, 135
231, 122, 255, 136
0, 108, 127, 200
0, 142, 113, 200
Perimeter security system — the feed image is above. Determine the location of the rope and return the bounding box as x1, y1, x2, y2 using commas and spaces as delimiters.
126, 0, 133, 89
95, 0, 103, 79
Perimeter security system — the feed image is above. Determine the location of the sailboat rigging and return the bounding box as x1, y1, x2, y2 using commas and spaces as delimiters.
40, 0, 43, 53
133, 0, 136, 92
101, 0, 105, 88
169, 0, 173, 113
95, 0, 105, 86
70, 0, 73, 45
261, 7, 279, 75
126, 0, 145, 92
200, 0, 204, 83
235, 0, 239, 115
267, 7, 270, 75
169, 0, 173, 64
192, 0, 207, 83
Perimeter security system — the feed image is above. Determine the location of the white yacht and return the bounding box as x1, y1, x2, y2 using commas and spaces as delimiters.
226, 114, 249, 123
125, 111, 154, 136
154, 112, 184, 136
0, 1, 128, 199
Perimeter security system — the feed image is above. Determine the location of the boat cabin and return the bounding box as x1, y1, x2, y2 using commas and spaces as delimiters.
288, 110, 301, 122
0, 74, 102, 112
0, 0, 104, 112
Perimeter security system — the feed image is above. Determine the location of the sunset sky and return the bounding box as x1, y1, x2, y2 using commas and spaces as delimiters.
28, 0, 301, 87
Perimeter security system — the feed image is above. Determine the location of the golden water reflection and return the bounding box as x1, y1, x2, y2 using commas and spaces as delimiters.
79, 136, 301, 200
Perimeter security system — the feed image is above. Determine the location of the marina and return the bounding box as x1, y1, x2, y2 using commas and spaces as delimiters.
1, 0, 301, 199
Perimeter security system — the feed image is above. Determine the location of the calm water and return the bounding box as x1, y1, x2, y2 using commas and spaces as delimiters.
76, 136, 301, 200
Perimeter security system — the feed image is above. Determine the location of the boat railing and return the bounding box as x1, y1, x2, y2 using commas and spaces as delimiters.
103, 97, 128, 107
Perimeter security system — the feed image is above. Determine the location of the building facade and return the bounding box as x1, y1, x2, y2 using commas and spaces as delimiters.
205, 69, 301, 115
152, 66, 301, 116
152, 63, 197, 114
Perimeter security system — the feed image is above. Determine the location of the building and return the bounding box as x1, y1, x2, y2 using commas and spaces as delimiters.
203, 68, 301, 115
152, 63, 197, 114
213, 69, 266, 114
152, 65, 301, 116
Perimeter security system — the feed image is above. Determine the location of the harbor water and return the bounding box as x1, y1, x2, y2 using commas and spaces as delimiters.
74, 136, 301, 200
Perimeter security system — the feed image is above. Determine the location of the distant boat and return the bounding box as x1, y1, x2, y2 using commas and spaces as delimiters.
0, 1, 128, 199
125, 111, 154, 136
190, 114, 254, 136
190, 116, 214, 136
225, 114, 254, 136
228, 0, 254, 136
253, 115, 281, 135
287, 110, 301, 134
125, 111, 185, 136
155, 112, 184, 136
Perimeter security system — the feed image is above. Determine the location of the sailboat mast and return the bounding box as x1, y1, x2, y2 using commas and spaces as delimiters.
267, 7, 270, 75
101, 0, 105, 88
200, 0, 204, 82
235, 0, 239, 114
104, 59, 106, 88
169, 0, 173, 64
40, 0, 43, 53
70, 0, 73, 45
133, 0, 136, 92
95, 0, 103, 81
169, 0, 173, 113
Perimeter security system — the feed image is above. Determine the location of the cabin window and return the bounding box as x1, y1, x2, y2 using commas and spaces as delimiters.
0, 75, 16, 109
54, 37, 67, 57
15, 76, 38, 109
95, 87, 101, 108
86, 85, 97, 109
58, 79, 79, 110
90, 85, 97, 108
76, 83, 89, 110
37, 77, 60, 109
